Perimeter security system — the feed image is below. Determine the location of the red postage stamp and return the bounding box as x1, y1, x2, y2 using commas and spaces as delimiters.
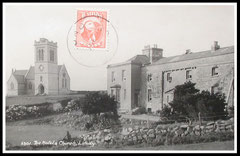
76, 10, 108, 49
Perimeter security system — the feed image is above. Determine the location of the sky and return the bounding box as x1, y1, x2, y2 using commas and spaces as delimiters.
4, 3, 235, 91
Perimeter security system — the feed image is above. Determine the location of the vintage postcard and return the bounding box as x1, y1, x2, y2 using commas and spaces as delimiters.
2, 3, 237, 153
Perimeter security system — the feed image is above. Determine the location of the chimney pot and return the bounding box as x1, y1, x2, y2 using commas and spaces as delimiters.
185, 49, 191, 54
211, 41, 220, 52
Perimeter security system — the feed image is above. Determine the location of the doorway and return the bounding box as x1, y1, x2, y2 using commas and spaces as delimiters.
38, 84, 44, 94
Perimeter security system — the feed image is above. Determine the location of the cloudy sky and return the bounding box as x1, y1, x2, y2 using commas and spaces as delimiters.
4, 3, 235, 91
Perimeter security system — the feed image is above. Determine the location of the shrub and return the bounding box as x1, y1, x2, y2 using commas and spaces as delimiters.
166, 81, 228, 121
81, 92, 118, 117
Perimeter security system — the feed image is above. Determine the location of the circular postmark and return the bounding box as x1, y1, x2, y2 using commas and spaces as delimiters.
66, 10, 118, 67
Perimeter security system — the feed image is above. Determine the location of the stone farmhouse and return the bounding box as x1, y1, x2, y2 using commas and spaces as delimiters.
107, 41, 234, 113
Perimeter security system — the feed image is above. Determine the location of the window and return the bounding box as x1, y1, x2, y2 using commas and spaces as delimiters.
111, 89, 114, 97
40, 76, 43, 82
111, 71, 115, 82
124, 89, 126, 100
211, 86, 218, 94
186, 70, 192, 79
212, 66, 218, 76
122, 70, 126, 81
148, 89, 152, 102
50, 50, 54, 61
28, 82, 32, 89
65, 79, 67, 88
147, 74, 152, 82
116, 88, 120, 102
62, 79, 64, 88
167, 95, 169, 103
63, 73, 66, 78
38, 49, 44, 61
10, 82, 14, 90
167, 73, 172, 82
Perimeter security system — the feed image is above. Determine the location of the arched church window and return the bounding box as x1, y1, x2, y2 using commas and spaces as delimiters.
10, 82, 14, 90
29, 82, 32, 89
50, 50, 54, 61
62, 79, 65, 88
38, 49, 44, 61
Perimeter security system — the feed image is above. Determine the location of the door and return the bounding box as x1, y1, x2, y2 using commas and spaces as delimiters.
38, 84, 44, 94
134, 92, 139, 108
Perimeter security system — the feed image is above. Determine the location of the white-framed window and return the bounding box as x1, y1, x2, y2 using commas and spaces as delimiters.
147, 74, 152, 82
211, 86, 218, 94
111, 89, 114, 97
50, 50, 54, 61
111, 71, 115, 82
116, 88, 120, 102
122, 70, 126, 81
186, 70, 192, 79
212, 66, 219, 76
124, 89, 126, 100
10, 82, 14, 90
167, 73, 172, 82
148, 89, 152, 102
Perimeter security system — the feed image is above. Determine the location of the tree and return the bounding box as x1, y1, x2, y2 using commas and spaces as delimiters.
167, 81, 227, 121
81, 92, 118, 117
169, 81, 199, 119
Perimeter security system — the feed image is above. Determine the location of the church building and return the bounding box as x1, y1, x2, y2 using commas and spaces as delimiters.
7, 38, 71, 96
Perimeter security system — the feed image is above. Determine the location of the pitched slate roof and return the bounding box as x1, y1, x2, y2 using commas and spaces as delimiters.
152, 46, 234, 65
108, 55, 150, 67
14, 70, 28, 76
25, 66, 35, 79
13, 75, 25, 84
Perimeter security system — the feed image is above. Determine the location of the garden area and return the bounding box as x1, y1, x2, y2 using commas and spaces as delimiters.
5, 83, 235, 150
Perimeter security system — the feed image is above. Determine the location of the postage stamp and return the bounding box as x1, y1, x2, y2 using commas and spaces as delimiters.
75, 10, 108, 49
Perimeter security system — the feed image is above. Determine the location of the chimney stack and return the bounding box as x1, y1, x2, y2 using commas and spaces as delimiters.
185, 49, 191, 54
142, 44, 163, 64
211, 41, 220, 52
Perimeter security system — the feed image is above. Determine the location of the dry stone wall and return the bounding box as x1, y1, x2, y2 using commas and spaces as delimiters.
74, 118, 234, 147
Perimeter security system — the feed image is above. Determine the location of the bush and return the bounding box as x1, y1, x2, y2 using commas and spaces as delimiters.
165, 81, 228, 121
81, 92, 118, 117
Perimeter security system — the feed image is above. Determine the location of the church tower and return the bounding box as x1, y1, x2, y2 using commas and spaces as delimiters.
34, 38, 59, 95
